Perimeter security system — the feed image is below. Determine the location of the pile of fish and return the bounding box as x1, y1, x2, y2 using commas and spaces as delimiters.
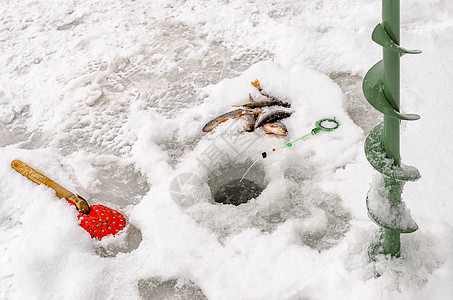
202, 80, 293, 136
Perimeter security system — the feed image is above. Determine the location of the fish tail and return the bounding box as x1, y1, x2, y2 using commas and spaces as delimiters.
251, 79, 262, 91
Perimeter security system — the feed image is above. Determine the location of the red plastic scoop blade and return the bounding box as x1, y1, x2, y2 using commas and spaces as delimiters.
77, 204, 126, 239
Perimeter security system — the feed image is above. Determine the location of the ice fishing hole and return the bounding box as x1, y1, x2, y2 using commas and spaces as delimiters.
207, 161, 267, 206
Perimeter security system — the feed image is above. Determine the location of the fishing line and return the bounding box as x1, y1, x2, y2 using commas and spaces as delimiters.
240, 118, 340, 182
239, 158, 261, 182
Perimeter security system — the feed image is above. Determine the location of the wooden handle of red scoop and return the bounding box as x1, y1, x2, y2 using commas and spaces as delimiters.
11, 160, 90, 214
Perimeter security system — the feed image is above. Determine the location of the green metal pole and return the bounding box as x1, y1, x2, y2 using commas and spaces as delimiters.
362, 0, 422, 260
382, 0, 402, 257
383, 0, 401, 166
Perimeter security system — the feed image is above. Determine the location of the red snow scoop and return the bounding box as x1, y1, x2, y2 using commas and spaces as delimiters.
11, 159, 126, 239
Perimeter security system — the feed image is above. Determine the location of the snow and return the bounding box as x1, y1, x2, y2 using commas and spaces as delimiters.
365, 122, 421, 181
1, 0, 453, 299
367, 174, 418, 232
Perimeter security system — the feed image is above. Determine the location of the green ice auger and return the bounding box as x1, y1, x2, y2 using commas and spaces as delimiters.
363, 0, 421, 259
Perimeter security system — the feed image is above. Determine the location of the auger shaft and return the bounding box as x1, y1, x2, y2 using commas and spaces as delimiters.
363, 0, 421, 259
383, 0, 401, 167
382, 0, 402, 256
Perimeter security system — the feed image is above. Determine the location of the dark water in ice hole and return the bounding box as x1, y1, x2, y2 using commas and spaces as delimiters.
213, 178, 264, 205
208, 160, 267, 206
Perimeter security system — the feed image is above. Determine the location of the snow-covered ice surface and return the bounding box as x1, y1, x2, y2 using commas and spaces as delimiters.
1, 0, 453, 299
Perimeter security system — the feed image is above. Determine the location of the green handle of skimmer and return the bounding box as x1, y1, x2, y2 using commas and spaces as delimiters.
261, 118, 340, 158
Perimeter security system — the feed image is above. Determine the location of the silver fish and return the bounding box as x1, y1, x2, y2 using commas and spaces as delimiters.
239, 109, 260, 132
202, 109, 245, 132
255, 110, 293, 128
238, 100, 291, 109
251, 79, 288, 104
234, 93, 291, 109
262, 122, 288, 136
